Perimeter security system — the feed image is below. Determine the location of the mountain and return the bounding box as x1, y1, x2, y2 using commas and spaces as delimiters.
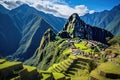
0, 12, 21, 56
24, 29, 71, 70
9, 4, 66, 32
10, 17, 55, 61
24, 13, 113, 70
0, 4, 66, 61
39, 28, 56, 50
81, 4, 120, 36
63, 13, 113, 43
8, 4, 66, 61
0, 4, 9, 13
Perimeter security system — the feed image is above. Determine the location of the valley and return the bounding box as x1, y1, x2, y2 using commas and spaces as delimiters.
0, 3, 120, 80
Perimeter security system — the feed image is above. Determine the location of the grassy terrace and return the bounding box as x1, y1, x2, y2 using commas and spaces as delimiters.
53, 73, 65, 80
0, 60, 22, 70
98, 62, 120, 75
41, 73, 52, 80
74, 41, 93, 53
113, 58, 120, 63
63, 48, 72, 55
0, 59, 6, 64
90, 69, 111, 80
90, 61, 120, 80
74, 40, 100, 54
23, 65, 36, 72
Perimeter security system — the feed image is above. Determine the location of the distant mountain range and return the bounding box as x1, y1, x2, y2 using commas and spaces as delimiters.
0, 3, 119, 61
0, 4, 66, 60
81, 4, 120, 36
24, 13, 113, 69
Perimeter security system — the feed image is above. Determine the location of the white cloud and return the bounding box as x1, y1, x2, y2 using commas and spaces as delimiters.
0, 0, 94, 18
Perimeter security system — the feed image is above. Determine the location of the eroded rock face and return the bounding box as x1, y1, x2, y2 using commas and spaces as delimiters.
63, 13, 113, 43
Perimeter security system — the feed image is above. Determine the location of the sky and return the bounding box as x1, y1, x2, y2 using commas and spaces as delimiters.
0, 0, 120, 18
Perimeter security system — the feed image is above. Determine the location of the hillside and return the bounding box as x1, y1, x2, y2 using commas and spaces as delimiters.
10, 18, 55, 62
0, 4, 65, 60
0, 12, 21, 56
9, 4, 66, 32
81, 4, 120, 36
1, 36, 120, 80
0, 3, 120, 80
25, 13, 113, 70
0, 4, 9, 13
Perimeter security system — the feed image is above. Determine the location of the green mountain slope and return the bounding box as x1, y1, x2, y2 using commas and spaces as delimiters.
10, 17, 55, 61
24, 29, 71, 70
81, 4, 120, 36
0, 12, 21, 56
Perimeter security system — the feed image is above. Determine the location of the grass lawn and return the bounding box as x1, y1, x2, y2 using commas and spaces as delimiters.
98, 62, 120, 75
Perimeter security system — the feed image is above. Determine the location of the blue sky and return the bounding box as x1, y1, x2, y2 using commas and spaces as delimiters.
65, 0, 120, 11
0, 0, 120, 18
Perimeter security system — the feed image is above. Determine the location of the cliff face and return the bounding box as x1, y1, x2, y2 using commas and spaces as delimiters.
63, 13, 113, 43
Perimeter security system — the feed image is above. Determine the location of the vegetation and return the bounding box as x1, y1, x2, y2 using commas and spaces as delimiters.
90, 61, 120, 80
74, 40, 100, 54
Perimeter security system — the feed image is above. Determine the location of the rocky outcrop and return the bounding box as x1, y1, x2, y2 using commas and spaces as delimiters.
63, 13, 113, 43
39, 28, 56, 49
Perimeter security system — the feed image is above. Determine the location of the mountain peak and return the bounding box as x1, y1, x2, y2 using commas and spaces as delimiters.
63, 13, 113, 43
19, 4, 30, 8
0, 4, 9, 13
70, 13, 79, 19
64, 13, 85, 38
68, 13, 82, 23
39, 28, 56, 49
44, 28, 54, 35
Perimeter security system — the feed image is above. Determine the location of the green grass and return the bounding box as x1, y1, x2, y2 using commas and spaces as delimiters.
23, 65, 36, 72
38, 70, 53, 80
0, 59, 6, 63
0, 61, 22, 70
90, 69, 110, 80
74, 43, 88, 50
74, 41, 94, 54
10, 76, 20, 80
41, 73, 52, 80
53, 73, 65, 79
72, 74, 89, 80
113, 58, 120, 63
98, 62, 120, 75
63, 48, 72, 55
74, 40, 100, 54
69, 55, 78, 60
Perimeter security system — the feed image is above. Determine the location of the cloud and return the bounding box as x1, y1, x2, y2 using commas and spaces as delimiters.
0, 0, 94, 18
